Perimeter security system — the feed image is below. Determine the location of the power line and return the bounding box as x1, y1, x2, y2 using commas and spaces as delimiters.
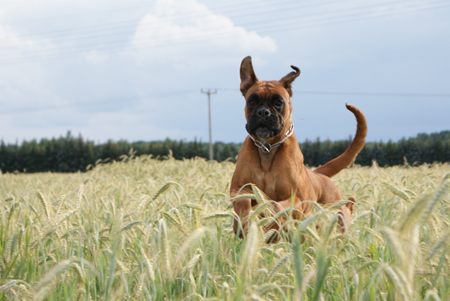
3, 0, 340, 39
219, 89, 450, 98
0, 90, 196, 115
1, 0, 448, 64
4, 0, 416, 46
1, 89, 448, 115
296, 91, 450, 97
3, 0, 444, 51
3, 1, 447, 64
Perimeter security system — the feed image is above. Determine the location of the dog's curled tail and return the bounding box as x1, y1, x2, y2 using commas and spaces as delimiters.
314, 104, 367, 178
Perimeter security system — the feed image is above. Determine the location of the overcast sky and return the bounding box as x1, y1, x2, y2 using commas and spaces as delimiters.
1, 0, 449, 144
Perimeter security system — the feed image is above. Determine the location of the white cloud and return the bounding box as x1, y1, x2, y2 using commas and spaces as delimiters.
0, 22, 52, 69
129, 0, 277, 67
0, 25, 34, 49
0, 27, 60, 113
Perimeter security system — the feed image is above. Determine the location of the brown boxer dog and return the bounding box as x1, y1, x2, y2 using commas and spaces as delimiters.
231, 56, 367, 238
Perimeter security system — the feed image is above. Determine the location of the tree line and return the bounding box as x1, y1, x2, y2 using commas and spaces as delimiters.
1, 130, 449, 173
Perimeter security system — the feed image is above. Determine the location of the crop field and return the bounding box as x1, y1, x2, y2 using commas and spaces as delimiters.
0, 154, 449, 300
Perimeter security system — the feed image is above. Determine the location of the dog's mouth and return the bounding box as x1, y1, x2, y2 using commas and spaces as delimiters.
246, 124, 283, 139
254, 127, 273, 139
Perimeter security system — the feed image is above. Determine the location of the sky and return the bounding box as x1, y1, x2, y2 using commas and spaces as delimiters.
0, 0, 449, 145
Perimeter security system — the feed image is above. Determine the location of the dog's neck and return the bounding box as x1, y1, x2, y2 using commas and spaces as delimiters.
252, 131, 305, 172
249, 123, 302, 170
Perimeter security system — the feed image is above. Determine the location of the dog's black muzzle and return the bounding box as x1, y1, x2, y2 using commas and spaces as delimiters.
246, 107, 283, 139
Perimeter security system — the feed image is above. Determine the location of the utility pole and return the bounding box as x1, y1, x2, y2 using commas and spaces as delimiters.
201, 89, 217, 162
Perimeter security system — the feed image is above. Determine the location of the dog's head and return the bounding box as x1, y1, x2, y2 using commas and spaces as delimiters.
240, 56, 300, 142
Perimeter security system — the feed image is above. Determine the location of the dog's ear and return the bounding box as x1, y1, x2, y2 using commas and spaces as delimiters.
279, 65, 300, 97
240, 56, 258, 96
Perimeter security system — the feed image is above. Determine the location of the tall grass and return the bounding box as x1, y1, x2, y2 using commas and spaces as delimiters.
0, 154, 449, 300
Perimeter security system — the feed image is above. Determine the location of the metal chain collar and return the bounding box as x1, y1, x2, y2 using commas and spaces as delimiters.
249, 123, 294, 153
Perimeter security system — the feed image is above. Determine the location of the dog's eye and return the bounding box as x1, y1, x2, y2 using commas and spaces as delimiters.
274, 99, 283, 108
247, 99, 257, 108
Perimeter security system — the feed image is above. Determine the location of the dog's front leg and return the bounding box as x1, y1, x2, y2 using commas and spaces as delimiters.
232, 198, 295, 239
263, 198, 307, 239
233, 198, 252, 237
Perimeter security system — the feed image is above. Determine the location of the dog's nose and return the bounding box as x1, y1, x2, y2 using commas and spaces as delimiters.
257, 108, 271, 117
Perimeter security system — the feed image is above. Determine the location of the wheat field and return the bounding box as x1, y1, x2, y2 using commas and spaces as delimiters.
0, 153, 449, 300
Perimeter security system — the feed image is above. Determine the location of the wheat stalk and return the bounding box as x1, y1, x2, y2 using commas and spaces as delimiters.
159, 218, 172, 279
133, 273, 145, 299
183, 252, 202, 273
174, 227, 207, 268
383, 266, 409, 301
251, 184, 269, 204
268, 253, 291, 278
383, 181, 411, 202
162, 212, 187, 234
33, 260, 72, 300
54, 195, 66, 216
71, 263, 84, 280
0, 280, 31, 293
380, 227, 406, 265
118, 221, 143, 233
153, 181, 180, 200
240, 222, 260, 279
37, 190, 51, 221
140, 247, 155, 281
203, 211, 234, 219
425, 231, 450, 261
74, 184, 84, 209
420, 178, 450, 225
